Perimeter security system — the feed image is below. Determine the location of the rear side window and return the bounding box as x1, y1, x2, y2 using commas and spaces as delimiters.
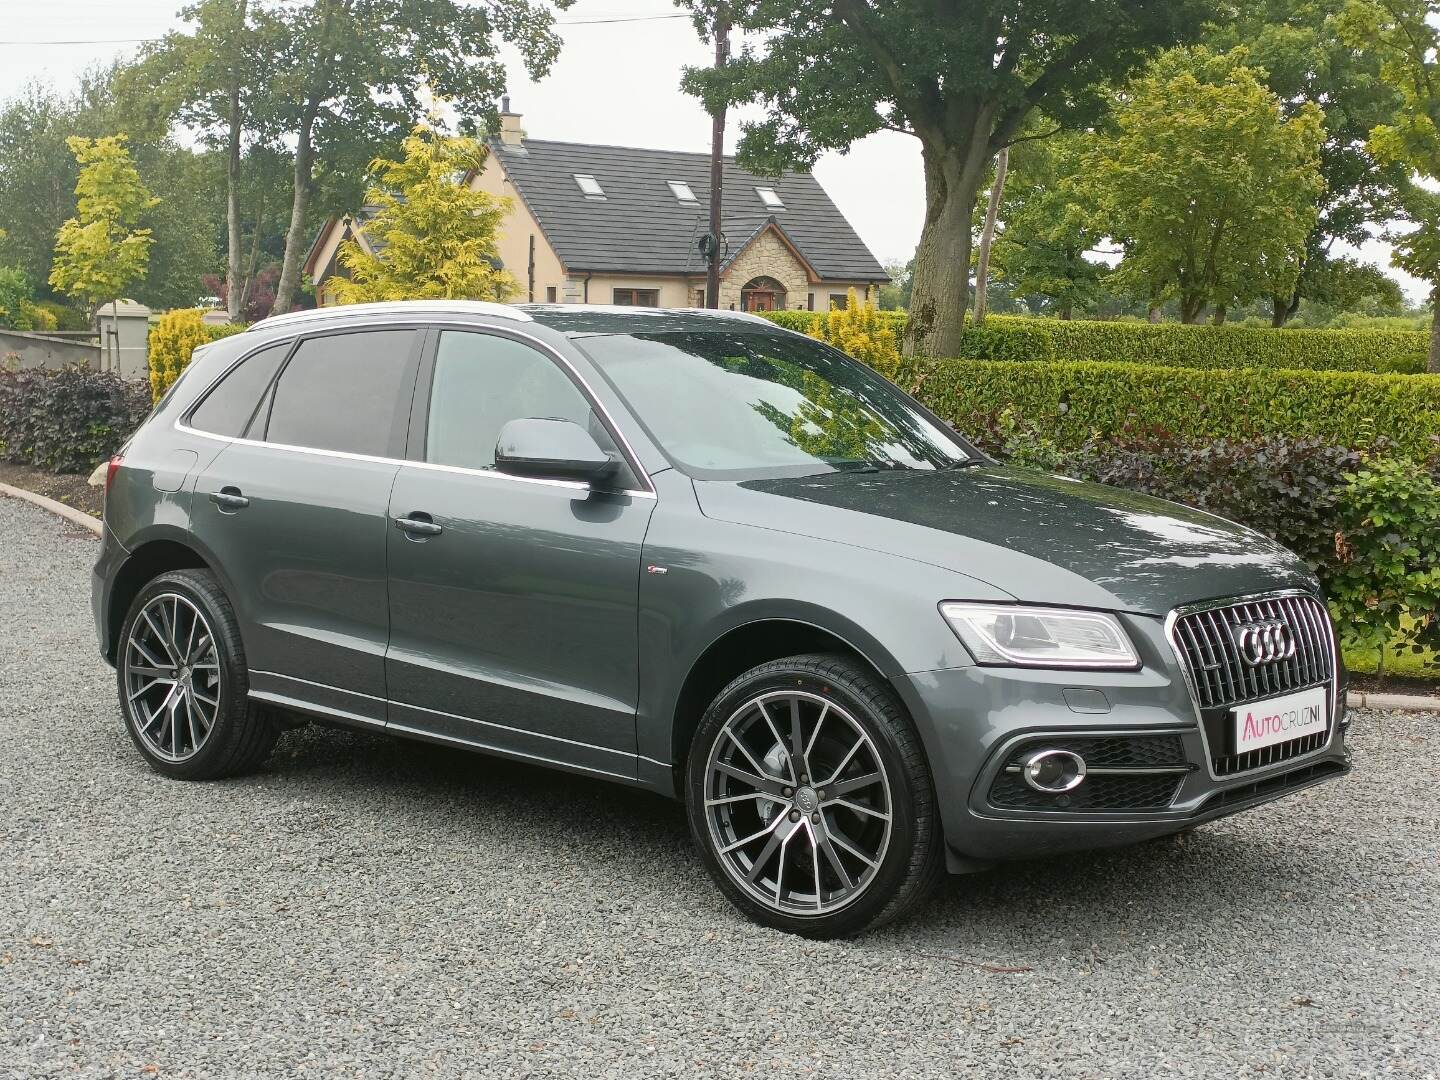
265, 330, 417, 456
187, 342, 290, 437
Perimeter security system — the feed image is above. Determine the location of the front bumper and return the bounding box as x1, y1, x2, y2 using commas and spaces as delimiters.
891, 613, 1351, 869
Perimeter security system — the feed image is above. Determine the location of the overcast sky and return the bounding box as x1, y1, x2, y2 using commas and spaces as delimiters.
0, 0, 1425, 301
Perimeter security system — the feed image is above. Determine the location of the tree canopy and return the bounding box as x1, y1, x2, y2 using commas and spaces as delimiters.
1209, 0, 1408, 324
988, 130, 1105, 320
1340, 0, 1440, 369
1083, 48, 1325, 323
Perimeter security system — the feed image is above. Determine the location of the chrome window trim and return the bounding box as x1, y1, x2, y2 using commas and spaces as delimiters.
174, 319, 657, 499
1163, 588, 1340, 782
175, 421, 657, 499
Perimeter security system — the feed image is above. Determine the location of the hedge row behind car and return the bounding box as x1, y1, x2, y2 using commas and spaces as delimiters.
896, 355, 1440, 459
760, 310, 1431, 374
0, 364, 151, 474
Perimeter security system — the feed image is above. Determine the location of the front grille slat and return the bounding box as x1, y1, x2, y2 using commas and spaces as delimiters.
1172, 594, 1336, 777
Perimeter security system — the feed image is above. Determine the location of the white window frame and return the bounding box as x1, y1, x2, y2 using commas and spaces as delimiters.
755, 186, 785, 209
667, 180, 699, 204
573, 173, 605, 198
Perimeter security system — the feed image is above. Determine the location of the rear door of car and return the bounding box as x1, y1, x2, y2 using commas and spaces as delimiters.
383, 326, 656, 777
189, 326, 424, 727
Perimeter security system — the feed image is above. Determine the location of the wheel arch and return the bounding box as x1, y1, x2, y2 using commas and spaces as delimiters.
105, 537, 214, 663
667, 617, 899, 794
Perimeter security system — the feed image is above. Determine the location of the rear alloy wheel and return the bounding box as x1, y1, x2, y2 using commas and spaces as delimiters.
117, 569, 279, 779
687, 654, 943, 937
123, 592, 222, 763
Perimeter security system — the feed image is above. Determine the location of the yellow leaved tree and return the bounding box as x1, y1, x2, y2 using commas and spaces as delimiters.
333, 127, 519, 304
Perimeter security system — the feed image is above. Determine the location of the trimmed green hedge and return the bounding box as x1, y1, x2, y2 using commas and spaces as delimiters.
760, 311, 1430, 374
896, 355, 1440, 459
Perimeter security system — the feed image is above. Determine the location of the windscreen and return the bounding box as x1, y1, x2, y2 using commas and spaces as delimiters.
580, 330, 973, 480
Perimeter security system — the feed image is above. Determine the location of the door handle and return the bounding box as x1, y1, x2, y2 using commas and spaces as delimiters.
393, 513, 443, 539
210, 487, 250, 511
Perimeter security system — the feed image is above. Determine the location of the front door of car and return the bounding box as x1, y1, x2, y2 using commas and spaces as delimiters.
384, 329, 656, 776
191, 327, 422, 727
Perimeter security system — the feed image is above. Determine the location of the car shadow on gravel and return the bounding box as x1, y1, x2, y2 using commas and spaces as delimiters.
241, 719, 1356, 959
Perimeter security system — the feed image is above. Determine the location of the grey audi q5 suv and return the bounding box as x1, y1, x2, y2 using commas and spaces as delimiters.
93, 300, 1350, 937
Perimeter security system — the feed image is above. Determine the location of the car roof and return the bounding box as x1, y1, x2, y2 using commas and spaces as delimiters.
245, 299, 532, 333
242, 301, 789, 339
515, 305, 788, 337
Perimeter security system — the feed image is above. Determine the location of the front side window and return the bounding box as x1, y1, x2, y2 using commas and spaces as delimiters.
424, 331, 621, 474
188, 341, 290, 437
581, 331, 971, 480
264, 330, 417, 455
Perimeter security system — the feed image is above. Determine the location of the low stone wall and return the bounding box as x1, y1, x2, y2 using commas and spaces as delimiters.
0, 329, 102, 372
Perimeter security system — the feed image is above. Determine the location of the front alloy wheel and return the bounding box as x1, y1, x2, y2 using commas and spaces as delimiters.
687, 654, 943, 937
703, 690, 893, 916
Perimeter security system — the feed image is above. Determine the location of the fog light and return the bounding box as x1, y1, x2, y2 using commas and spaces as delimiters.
1021, 748, 1087, 793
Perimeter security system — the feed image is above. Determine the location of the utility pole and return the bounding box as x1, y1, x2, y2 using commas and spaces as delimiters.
704, 4, 730, 309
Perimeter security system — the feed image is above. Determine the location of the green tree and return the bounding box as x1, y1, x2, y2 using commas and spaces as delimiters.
877, 259, 911, 311
1211, 0, 1408, 325
49, 136, 159, 316
128, 0, 272, 321
682, 0, 1215, 357
989, 130, 1105, 320
332, 128, 518, 303
262, 0, 573, 316
1085, 48, 1325, 323
0, 73, 222, 313
1340, 0, 1440, 372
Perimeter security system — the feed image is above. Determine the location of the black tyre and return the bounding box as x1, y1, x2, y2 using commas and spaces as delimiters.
686, 653, 944, 938
116, 568, 279, 779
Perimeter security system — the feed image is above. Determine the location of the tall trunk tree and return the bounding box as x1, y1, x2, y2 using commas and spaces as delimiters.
1430, 289, 1440, 374
224, 0, 249, 322
263, 0, 569, 316
269, 0, 339, 317
971, 146, 1009, 328
682, 0, 1215, 357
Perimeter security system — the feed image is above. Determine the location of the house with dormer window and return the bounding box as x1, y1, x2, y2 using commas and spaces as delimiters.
303, 102, 889, 312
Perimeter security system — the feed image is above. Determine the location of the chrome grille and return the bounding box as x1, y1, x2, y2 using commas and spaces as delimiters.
1172, 595, 1334, 709
1170, 594, 1337, 776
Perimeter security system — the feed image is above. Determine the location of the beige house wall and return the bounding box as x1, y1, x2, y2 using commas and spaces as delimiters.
471, 153, 567, 303
565, 274, 698, 307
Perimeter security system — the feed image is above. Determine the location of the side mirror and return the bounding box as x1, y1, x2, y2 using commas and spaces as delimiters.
494, 417, 619, 484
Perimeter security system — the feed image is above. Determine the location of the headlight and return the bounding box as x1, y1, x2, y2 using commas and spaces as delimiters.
940, 603, 1140, 669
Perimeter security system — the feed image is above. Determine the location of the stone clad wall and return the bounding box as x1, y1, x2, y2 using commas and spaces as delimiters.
719, 231, 811, 311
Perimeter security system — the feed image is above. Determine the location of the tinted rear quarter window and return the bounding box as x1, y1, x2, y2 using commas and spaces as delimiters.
264, 330, 417, 456
187, 341, 290, 437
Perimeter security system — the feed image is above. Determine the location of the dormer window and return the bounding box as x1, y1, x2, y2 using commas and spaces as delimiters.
667, 180, 698, 205
755, 186, 785, 209
573, 173, 605, 199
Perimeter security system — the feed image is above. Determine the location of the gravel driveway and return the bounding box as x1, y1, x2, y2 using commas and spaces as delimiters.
2, 493, 1437, 1080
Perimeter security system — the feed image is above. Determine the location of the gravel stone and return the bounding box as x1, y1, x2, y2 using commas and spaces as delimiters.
2, 493, 1437, 1079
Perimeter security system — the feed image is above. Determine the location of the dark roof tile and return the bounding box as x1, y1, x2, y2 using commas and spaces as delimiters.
486, 138, 888, 281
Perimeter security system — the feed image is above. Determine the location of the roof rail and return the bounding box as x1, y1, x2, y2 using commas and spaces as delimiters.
247, 299, 532, 332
